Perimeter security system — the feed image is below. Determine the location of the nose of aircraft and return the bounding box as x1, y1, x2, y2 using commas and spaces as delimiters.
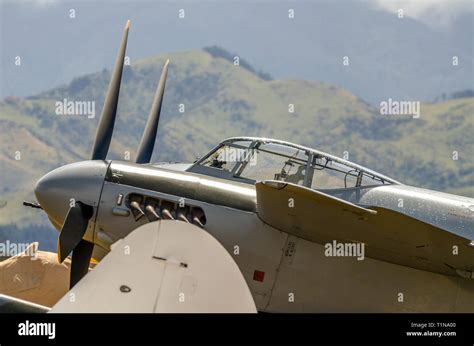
34, 160, 108, 230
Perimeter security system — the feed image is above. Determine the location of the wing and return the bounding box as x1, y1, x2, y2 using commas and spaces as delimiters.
256, 180, 474, 276
50, 220, 256, 313
0, 294, 50, 313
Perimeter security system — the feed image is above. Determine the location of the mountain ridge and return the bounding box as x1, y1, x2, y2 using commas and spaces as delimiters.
0, 48, 472, 249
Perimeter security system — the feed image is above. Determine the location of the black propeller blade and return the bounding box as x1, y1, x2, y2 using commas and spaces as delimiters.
91, 20, 131, 160
57, 201, 94, 288
135, 59, 170, 164
58, 202, 93, 262
70, 239, 94, 289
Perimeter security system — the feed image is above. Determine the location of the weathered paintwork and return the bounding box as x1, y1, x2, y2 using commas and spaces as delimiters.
33, 137, 474, 312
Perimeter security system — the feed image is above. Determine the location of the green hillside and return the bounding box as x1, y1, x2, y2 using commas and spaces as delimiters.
0, 49, 473, 249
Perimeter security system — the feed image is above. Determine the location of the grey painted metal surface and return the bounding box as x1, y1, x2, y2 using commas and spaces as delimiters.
106, 161, 256, 212
0, 294, 49, 313
34, 160, 109, 241
51, 221, 257, 313
27, 136, 474, 312
359, 184, 474, 240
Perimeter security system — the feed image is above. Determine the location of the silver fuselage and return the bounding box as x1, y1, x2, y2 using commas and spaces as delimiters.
35, 159, 474, 312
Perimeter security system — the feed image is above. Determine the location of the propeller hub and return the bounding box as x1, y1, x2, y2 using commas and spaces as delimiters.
34, 160, 108, 230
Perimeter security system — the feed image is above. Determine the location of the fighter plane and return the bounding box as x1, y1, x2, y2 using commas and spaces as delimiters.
14, 20, 474, 312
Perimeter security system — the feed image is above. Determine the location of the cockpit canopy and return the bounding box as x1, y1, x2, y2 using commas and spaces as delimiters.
187, 137, 399, 189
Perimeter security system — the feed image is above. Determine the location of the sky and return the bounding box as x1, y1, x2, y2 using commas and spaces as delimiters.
368, 0, 474, 28
1, 0, 472, 104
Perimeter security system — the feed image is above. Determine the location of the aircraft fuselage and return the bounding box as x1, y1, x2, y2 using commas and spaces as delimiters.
50, 160, 473, 313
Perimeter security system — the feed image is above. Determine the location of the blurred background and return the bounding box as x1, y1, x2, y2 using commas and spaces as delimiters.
0, 0, 473, 250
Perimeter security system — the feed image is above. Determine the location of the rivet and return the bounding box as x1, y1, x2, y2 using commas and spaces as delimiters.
120, 285, 131, 293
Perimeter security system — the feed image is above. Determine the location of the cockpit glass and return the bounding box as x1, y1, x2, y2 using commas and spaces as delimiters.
199, 141, 253, 172
193, 139, 393, 189
310, 157, 388, 189
235, 143, 309, 185
310, 158, 351, 189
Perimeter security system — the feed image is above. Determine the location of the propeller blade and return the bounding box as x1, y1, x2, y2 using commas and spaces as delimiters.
70, 239, 94, 289
135, 59, 170, 164
58, 202, 93, 263
91, 20, 131, 160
